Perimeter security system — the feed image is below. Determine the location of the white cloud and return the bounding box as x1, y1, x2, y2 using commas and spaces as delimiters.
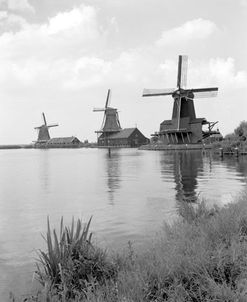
187, 57, 247, 90
64, 57, 112, 89
240, 0, 247, 7
0, 4, 102, 61
156, 18, 217, 46
0, 0, 7, 9
0, 13, 28, 32
46, 6, 96, 35
0, 4, 118, 97
0, 8, 245, 98
0, 10, 7, 19
9, 0, 35, 14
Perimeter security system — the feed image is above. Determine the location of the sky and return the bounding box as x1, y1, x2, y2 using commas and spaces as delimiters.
0, 0, 247, 144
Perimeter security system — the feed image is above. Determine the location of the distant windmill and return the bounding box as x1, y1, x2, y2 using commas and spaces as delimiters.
34, 112, 58, 142
143, 55, 219, 144
93, 89, 121, 145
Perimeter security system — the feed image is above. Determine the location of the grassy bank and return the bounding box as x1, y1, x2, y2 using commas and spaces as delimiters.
13, 193, 247, 301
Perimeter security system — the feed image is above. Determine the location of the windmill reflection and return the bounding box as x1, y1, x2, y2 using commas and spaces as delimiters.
160, 151, 203, 203
39, 149, 50, 192
105, 150, 121, 204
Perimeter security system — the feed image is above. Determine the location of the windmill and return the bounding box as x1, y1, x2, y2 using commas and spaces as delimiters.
143, 55, 219, 144
34, 112, 58, 143
93, 89, 122, 146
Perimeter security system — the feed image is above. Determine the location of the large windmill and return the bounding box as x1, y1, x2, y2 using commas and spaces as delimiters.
34, 112, 58, 144
143, 55, 219, 144
93, 89, 122, 146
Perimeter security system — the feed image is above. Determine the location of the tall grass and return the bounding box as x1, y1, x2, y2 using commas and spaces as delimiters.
35, 216, 116, 301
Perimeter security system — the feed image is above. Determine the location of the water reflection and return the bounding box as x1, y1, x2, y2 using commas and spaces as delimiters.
104, 150, 122, 204
39, 150, 50, 192
222, 156, 247, 180
160, 151, 203, 203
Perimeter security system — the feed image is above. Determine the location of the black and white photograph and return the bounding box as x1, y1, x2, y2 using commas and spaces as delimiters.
1, 0, 247, 300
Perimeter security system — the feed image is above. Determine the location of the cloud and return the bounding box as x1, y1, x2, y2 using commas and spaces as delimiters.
0, 13, 28, 33
0, 0, 34, 33
0, 4, 112, 94
45, 6, 97, 35
8, 0, 35, 14
187, 57, 247, 90
0, 0, 7, 10
0, 10, 7, 19
156, 18, 217, 47
64, 57, 112, 89
240, 0, 247, 7
0, 5, 102, 60
0, 7, 245, 103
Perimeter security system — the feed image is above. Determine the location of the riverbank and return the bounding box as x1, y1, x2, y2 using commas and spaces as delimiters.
12, 191, 247, 301
0, 143, 97, 150
0, 144, 34, 149
139, 143, 212, 151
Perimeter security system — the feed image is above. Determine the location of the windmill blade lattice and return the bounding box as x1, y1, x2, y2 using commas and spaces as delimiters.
105, 89, 111, 108
191, 87, 218, 99
93, 108, 106, 112
42, 112, 47, 126
177, 55, 188, 89
143, 88, 176, 97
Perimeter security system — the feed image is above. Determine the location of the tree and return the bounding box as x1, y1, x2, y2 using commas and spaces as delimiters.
234, 121, 247, 141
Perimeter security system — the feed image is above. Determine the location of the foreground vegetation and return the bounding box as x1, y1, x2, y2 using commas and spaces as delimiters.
12, 192, 247, 301
213, 121, 247, 153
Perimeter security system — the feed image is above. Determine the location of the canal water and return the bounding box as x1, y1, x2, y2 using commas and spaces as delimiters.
0, 148, 247, 298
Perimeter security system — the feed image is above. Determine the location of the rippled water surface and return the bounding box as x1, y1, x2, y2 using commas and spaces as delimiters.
0, 148, 247, 298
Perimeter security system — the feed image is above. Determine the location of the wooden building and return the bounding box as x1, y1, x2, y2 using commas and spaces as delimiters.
98, 128, 149, 147
45, 137, 81, 148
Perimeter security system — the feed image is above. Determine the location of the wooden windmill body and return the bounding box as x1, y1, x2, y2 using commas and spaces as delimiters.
93, 89, 122, 146
34, 112, 58, 146
143, 55, 219, 145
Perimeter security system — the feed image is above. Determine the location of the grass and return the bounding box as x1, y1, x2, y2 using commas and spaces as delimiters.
12, 192, 247, 301
36, 216, 93, 287
28, 216, 116, 301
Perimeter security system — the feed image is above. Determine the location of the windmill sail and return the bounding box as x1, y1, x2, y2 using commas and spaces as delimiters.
177, 55, 188, 89
190, 87, 218, 99
42, 112, 47, 125
105, 89, 111, 108
143, 88, 175, 97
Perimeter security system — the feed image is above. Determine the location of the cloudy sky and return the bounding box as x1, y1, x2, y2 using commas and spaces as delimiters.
0, 0, 246, 144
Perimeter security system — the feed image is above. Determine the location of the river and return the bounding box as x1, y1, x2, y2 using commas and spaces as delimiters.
0, 148, 247, 298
